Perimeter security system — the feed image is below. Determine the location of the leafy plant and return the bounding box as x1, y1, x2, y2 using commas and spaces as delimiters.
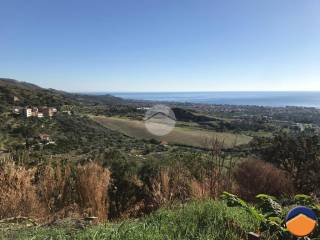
221, 192, 297, 239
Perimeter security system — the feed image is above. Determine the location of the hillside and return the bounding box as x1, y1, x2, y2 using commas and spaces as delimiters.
0, 78, 74, 108
1, 78, 248, 154
0, 78, 123, 108
172, 107, 215, 122
0, 78, 163, 158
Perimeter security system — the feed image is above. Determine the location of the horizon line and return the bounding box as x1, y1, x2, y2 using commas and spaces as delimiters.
74, 90, 320, 94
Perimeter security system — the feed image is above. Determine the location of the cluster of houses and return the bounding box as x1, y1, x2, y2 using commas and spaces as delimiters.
13, 106, 57, 118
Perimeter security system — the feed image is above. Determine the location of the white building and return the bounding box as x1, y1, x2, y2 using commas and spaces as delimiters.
24, 108, 32, 118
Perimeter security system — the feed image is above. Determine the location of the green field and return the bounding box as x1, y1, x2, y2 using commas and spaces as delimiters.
93, 116, 252, 148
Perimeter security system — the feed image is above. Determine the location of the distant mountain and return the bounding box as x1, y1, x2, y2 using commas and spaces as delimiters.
66, 92, 124, 105
0, 78, 43, 90
0, 78, 123, 108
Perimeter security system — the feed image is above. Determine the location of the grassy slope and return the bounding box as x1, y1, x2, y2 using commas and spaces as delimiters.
2, 200, 259, 240
93, 116, 252, 148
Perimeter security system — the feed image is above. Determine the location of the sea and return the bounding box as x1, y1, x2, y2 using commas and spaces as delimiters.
100, 92, 320, 108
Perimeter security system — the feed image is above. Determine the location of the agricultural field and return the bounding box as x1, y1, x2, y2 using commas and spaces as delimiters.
93, 116, 252, 148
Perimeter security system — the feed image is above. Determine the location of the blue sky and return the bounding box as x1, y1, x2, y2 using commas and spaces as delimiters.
1, 0, 320, 92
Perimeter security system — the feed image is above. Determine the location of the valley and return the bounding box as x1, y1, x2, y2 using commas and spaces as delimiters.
1, 78, 320, 239
93, 116, 252, 148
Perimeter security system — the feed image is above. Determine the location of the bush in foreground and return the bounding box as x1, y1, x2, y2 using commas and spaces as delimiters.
233, 159, 294, 201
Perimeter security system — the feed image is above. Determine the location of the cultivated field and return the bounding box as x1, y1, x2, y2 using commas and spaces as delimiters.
93, 116, 252, 148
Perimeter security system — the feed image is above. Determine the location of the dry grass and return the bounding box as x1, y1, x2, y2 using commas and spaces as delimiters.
36, 163, 72, 213
0, 162, 46, 219
148, 167, 224, 205
0, 160, 111, 223
76, 162, 111, 221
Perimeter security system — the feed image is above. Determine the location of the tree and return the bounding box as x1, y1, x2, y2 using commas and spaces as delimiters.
260, 133, 320, 195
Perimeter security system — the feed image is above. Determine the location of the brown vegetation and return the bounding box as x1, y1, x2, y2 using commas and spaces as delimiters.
0, 161, 45, 219
76, 163, 111, 221
0, 159, 111, 222
233, 158, 295, 201
0, 145, 294, 224
36, 163, 72, 214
